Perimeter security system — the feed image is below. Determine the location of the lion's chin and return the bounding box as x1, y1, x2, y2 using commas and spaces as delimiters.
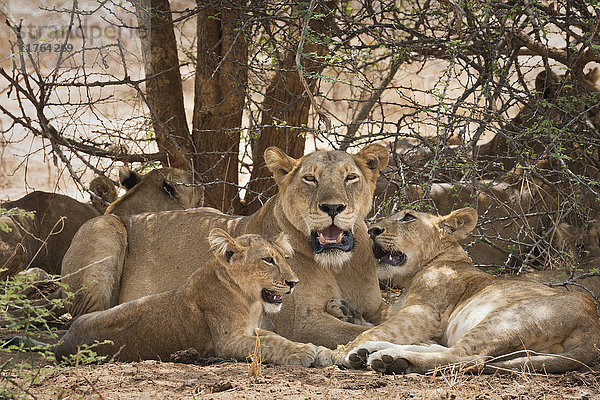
314, 250, 352, 272
376, 263, 400, 280
261, 288, 283, 314
262, 302, 283, 314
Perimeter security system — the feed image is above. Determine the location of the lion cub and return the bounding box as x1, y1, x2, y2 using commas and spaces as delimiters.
55, 229, 329, 366
339, 208, 600, 374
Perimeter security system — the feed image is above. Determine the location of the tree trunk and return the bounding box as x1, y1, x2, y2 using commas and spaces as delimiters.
135, 0, 193, 169
243, 1, 336, 214
192, 1, 248, 213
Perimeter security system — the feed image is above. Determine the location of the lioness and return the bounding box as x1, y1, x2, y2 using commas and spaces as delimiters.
335, 208, 600, 374
55, 229, 330, 366
0, 176, 117, 277
61, 145, 389, 348
527, 220, 600, 299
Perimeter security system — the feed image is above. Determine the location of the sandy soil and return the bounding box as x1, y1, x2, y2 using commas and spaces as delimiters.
2, 354, 599, 400
0, 327, 599, 400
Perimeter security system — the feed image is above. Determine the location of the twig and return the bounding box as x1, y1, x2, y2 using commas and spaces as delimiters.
296, 0, 331, 134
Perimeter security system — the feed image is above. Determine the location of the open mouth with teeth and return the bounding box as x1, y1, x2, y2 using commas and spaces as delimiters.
261, 288, 282, 304
310, 225, 354, 254
372, 242, 407, 266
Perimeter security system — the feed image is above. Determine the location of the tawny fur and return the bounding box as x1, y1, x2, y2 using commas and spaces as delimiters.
61, 167, 202, 316
55, 230, 331, 367
104, 167, 203, 215
328, 208, 600, 374
60, 145, 390, 348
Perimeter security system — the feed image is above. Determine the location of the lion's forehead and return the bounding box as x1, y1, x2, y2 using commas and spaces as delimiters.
235, 234, 266, 246
297, 152, 359, 176
237, 236, 285, 257
380, 212, 437, 234
164, 169, 194, 183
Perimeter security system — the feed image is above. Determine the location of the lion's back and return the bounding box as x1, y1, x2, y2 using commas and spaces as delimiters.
118, 207, 246, 303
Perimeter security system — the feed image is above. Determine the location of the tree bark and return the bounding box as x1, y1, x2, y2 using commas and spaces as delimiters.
192, 1, 248, 213
135, 0, 193, 169
243, 1, 336, 214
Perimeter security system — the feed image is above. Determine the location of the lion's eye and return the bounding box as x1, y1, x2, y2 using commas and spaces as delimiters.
162, 180, 176, 197
402, 213, 416, 222
262, 257, 275, 264
345, 174, 359, 183
302, 175, 317, 184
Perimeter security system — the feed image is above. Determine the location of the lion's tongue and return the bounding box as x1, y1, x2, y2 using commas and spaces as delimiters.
319, 225, 344, 245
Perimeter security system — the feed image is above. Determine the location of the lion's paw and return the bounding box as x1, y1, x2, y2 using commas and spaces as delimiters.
286, 343, 318, 367
326, 298, 355, 323
326, 298, 374, 327
346, 341, 398, 369
367, 348, 411, 374
311, 346, 337, 367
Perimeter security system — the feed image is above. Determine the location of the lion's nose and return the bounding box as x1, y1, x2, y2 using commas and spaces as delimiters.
368, 226, 384, 238
285, 280, 298, 289
319, 203, 346, 217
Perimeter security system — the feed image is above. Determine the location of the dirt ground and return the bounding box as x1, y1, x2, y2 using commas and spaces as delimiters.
15, 361, 600, 400
0, 329, 599, 400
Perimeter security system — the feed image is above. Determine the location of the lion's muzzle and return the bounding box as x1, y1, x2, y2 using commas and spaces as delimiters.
310, 225, 354, 254
262, 288, 283, 304
372, 242, 406, 266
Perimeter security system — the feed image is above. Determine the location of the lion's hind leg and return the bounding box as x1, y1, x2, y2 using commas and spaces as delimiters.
484, 349, 594, 374
61, 215, 128, 318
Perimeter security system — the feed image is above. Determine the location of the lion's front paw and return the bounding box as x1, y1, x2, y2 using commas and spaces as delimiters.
326, 298, 354, 323
286, 343, 318, 367
326, 298, 374, 327
312, 346, 337, 367
367, 349, 410, 374
325, 297, 373, 328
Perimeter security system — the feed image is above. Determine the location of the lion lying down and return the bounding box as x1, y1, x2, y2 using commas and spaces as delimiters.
62, 145, 389, 349
328, 208, 600, 374
0, 176, 117, 278
54, 229, 330, 366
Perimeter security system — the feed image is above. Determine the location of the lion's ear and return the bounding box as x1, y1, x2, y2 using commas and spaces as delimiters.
118, 167, 143, 191
352, 144, 389, 183
264, 147, 299, 186
89, 176, 118, 211
89, 176, 118, 202
438, 208, 478, 240
208, 228, 243, 263
273, 232, 294, 258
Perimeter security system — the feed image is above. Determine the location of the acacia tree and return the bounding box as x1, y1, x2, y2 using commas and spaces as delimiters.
133, 0, 336, 213
1, 0, 599, 266
134, 0, 194, 170
191, 0, 248, 213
